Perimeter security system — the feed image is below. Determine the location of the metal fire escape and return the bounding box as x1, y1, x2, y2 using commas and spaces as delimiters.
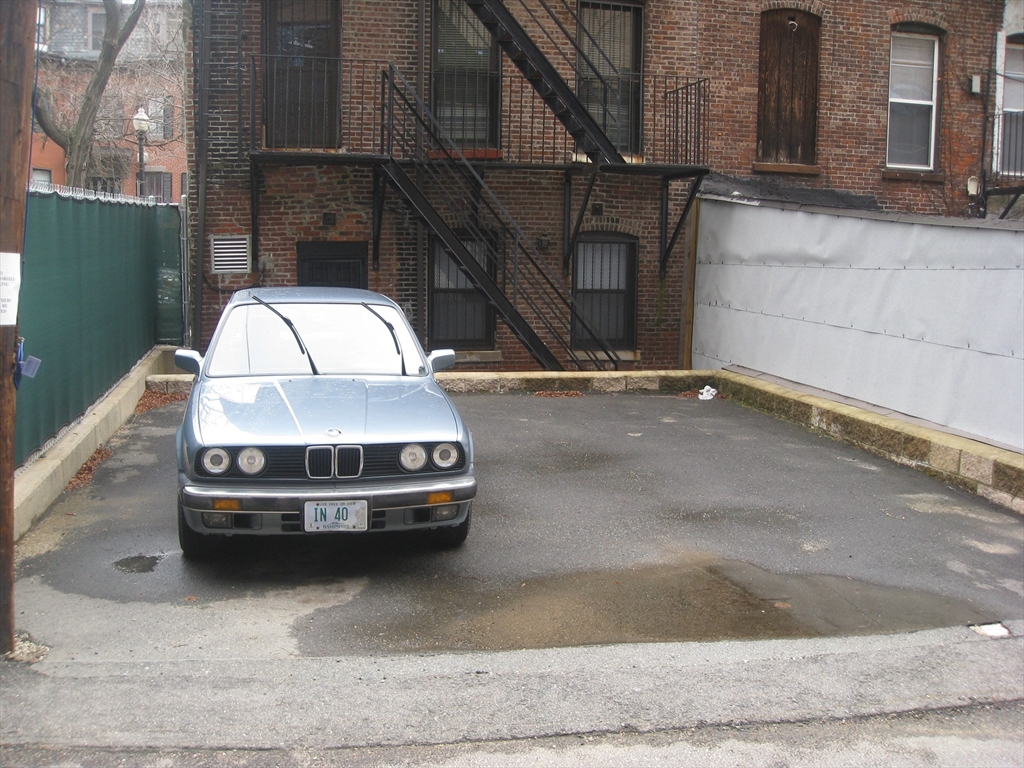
197, 0, 709, 368
462, 0, 625, 164
378, 65, 620, 370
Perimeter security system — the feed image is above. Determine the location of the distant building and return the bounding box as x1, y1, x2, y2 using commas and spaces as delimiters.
33, 0, 187, 202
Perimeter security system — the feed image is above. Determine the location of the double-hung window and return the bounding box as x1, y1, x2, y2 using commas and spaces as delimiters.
144, 171, 173, 202
572, 234, 636, 350
578, 1, 643, 156
887, 32, 940, 170
433, 0, 500, 150
89, 10, 106, 51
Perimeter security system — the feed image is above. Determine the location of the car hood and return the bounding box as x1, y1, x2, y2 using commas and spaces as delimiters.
190, 376, 459, 445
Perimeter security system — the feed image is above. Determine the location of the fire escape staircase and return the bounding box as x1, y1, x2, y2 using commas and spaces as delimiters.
378, 65, 621, 371
462, 0, 625, 165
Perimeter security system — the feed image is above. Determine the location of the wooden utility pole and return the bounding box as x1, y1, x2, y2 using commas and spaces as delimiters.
0, 1, 36, 656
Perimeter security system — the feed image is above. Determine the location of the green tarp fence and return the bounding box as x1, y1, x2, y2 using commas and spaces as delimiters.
14, 191, 183, 466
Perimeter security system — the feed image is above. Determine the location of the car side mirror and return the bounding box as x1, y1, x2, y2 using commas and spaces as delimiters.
174, 349, 203, 376
426, 349, 456, 373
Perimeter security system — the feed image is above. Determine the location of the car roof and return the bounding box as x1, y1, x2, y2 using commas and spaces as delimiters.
229, 287, 400, 308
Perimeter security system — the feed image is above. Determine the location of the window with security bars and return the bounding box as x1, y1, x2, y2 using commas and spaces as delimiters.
578, 1, 643, 155
429, 239, 493, 350
998, 36, 1023, 176
887, 31, 940, 169
433, 0, 500, 149
572, 235, 636, 349
757, 9, 820, 166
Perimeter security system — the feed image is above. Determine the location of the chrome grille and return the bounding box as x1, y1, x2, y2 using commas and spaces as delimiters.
336, 446, 363, 478
305, 446, 334, 479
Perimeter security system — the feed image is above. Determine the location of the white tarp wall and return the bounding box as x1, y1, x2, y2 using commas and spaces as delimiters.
692, 198, 1024, 451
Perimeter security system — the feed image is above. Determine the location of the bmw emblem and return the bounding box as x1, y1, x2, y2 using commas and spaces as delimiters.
325, 428, 342, 437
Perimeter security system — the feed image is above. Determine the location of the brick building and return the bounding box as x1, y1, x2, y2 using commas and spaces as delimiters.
33, 0, 187, 202
185, 0, 1020, 369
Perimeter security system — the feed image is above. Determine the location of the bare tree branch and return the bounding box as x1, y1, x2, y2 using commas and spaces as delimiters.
38, 0, 147, 187
32, 93, 70, 152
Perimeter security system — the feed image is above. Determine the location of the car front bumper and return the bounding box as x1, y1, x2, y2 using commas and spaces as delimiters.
179, 472, 476, 535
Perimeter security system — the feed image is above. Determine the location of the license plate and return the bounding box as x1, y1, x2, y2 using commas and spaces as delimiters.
303, 500, 368, 532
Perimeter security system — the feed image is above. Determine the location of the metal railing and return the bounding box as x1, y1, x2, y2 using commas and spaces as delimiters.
993, 110, 1024, 177
502, 0, 631, 153
382, 64, 620, 369
663, 78, 711, 166
249, 56, 387, 153
248, 55, 708, 167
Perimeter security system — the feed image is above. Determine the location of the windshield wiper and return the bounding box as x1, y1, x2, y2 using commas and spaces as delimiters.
251, 296, 320, 375
361, 302, 406, 375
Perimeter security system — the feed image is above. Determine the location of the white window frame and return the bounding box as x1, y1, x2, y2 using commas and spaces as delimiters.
36, 7, 48, 51
89, 8, 106, 51
994, 36, 1024, 177
886, 32, 939, 171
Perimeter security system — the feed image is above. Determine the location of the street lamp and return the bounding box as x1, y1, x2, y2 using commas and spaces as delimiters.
132, 107, 149, 197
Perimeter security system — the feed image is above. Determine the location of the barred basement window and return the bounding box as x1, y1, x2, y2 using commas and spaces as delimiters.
210, 236, 252, 274
572, 233, 636, 350
429, 238, 493, 350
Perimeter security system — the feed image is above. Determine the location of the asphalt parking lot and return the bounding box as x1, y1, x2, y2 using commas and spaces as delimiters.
2, 392, 1022, 760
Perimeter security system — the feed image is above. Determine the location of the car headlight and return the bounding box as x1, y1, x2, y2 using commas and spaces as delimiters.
399, 443, 427, 471
201, 447, 231, 475
236, 447, 266, 475
432, 443, 459, 469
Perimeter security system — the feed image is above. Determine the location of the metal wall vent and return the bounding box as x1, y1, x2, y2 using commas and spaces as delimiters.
210, 235, 251, 273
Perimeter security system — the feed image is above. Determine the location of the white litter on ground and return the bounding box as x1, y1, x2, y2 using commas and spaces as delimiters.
970, 623, 1011, 638
699, 386, 718, 401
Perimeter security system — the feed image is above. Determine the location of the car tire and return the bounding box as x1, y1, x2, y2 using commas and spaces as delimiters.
431, 504, 471, 548
178, 501, 222, 560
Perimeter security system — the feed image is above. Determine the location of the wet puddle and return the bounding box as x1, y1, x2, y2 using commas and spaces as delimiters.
113, 554, 162, 574
328, 555, 998, 653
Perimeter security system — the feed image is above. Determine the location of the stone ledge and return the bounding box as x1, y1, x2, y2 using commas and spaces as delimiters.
146, 374, 195, 393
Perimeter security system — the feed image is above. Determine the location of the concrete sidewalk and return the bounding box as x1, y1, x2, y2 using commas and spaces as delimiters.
15, 348, 1024, 543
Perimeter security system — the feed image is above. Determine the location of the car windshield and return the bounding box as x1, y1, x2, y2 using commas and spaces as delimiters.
205, 302, 427, 377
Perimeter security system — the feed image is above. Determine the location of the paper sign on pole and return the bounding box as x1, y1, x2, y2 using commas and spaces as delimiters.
0, 252, 21, 326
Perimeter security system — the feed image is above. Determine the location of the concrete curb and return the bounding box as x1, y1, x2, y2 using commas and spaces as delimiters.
16, 359, 1021, 544
12, 346, 181, 541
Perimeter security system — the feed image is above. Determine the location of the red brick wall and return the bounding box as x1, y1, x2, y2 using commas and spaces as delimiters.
187, 0, 1000, 362
692, 0, 1000, 215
